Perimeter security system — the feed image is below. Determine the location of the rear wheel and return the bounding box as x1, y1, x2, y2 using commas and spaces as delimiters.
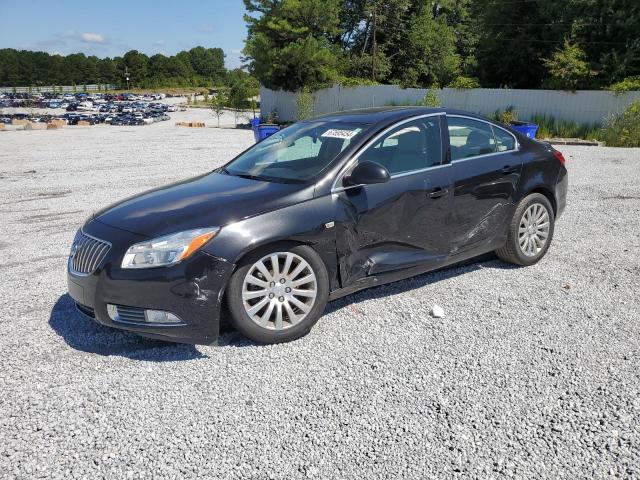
227, 245, 329, 343
495, 193, 555, 266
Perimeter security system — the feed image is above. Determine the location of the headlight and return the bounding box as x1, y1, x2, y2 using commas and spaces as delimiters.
121, 228, 219, 269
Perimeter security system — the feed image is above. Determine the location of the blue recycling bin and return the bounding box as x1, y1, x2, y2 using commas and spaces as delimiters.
250, 117, 260, 142
510, 122, 539, 139
250, 118, 280, 142
256, 124, 280, 142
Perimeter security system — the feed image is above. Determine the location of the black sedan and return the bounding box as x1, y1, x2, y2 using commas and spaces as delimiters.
67, 107, 568, 344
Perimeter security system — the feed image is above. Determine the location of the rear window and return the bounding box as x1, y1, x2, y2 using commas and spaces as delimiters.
493, 127, 516, 152
448, 117, 497, 160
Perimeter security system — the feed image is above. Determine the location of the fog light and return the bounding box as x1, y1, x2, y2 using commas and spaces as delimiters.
106, 304, 183, 325
107, 304, 118, 320
144, 309, 183, 324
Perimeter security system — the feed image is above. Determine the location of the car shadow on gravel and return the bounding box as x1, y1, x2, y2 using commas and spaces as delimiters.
49, 294, 207, 361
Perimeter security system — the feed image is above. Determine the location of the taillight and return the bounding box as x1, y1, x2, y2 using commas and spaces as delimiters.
553, 150, 566, 165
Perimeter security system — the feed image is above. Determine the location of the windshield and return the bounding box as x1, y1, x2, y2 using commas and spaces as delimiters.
222, 120, 368, 183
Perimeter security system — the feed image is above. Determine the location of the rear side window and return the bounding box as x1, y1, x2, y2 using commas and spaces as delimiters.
448, 117, 497, 160
493, 126, 516, 152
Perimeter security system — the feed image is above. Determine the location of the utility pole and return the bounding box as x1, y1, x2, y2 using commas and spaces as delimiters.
124, 66, 130, 91
371, 5, 377, 82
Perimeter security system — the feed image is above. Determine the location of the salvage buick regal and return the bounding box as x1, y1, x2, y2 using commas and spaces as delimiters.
68, 107, 567, 344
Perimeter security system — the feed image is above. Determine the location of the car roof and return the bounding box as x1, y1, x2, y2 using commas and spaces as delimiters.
310, 107, 492, 126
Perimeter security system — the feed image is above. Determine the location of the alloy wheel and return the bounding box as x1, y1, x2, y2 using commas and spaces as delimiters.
518, 203, 550, 257
241, 252, 318, 330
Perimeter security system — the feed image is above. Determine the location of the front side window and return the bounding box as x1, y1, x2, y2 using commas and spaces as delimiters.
223, 121, 367, 182
448, 117, 497, 160
357, 116, 442, 175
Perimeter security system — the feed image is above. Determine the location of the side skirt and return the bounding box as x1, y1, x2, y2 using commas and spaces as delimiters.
327, 243, 499, 301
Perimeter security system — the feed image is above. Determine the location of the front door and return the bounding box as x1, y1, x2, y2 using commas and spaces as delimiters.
446, 115, 524, 254
333, 115, 453, 286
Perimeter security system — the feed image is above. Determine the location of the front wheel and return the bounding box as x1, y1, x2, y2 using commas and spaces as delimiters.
495, 193, 555, 266
226, 245, 329, 344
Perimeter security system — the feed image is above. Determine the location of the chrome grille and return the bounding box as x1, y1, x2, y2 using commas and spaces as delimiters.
69, 231, 111, 275
113, 305, 146, 324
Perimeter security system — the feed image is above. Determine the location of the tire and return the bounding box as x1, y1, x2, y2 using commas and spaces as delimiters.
226, 244, 329, 344
495, 193, 555, 266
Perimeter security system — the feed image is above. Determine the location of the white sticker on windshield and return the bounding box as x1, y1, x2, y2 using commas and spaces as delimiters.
321, 129, 359, 139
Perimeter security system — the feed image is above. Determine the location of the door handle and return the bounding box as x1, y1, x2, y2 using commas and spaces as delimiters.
502, 165, 518, 174
428, 187, 448, 199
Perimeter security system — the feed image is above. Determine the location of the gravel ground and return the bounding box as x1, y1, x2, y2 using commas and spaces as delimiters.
0, 115, 639, 479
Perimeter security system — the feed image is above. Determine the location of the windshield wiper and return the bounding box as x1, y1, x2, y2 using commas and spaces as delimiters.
232, 172, 265, 181
220, 169, 304, 184
218, 167, 264, 181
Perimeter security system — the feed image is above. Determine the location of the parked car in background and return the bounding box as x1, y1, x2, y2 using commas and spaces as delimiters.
67, 107, 568, 345
77, 101, 93, 111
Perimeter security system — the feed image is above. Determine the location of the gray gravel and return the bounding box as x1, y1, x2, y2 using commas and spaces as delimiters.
1, 115, 639, 479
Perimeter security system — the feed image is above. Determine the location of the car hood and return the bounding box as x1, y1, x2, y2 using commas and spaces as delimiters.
93, 172, 312, 238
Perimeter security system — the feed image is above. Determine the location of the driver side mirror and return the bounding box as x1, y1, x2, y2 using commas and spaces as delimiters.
345, 160, 390, 186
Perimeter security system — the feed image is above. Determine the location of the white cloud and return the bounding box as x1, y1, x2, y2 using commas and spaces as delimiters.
80, 33, 106, 44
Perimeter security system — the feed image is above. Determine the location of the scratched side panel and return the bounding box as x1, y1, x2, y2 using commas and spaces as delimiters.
449, 149, 525, 254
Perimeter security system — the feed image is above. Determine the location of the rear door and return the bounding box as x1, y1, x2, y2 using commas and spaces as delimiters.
446, 115, 523, 254
333, 114, 453, 286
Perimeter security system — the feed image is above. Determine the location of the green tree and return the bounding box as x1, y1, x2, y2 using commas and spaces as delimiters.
210, 89, 229, 127
392, 6, 461, 87
543, 40, 595, 90
98, 58, 118, 86
243, 0, 343, 90
567, 0, 640, 86
122, 50, 149, 88
187, 47, 226, 83
228, 73, 259, 125
339, 0, 412, 83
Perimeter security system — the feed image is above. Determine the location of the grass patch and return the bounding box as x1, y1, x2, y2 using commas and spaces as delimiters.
530, 114, 601, 140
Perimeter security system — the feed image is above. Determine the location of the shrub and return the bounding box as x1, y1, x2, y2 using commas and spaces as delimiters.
296, 87, 314, 121
448, 76, 481, 89
264, 110, 279, 124
336, 76, 379, 88
599, 100, 640, 147
499, 106, 518, 125
417, 85, 441, 107
609, 76, 640, 94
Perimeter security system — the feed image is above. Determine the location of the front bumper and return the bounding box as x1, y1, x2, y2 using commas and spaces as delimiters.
67, 220, 234, 345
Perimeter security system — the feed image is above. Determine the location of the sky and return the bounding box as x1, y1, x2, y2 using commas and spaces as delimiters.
0, 0, 249, 68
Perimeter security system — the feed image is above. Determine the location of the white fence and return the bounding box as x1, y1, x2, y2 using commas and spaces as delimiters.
0, 84, 117, 93
260, 85, 640, 124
